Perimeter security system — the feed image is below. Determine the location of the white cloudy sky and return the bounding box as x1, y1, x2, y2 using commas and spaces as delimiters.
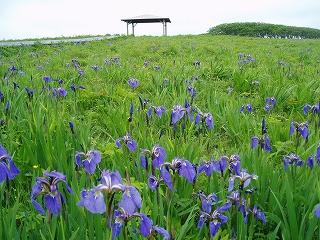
0, 0, 320, 40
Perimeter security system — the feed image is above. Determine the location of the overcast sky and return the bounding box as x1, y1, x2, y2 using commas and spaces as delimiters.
0, 0, 320, 40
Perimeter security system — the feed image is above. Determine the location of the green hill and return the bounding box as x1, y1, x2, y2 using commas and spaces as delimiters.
209, 22, 320, 39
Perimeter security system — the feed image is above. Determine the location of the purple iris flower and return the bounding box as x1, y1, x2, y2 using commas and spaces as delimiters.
307, 156, 314, 169
228, 191, 248, 222
154, 65, 161, 71
251, 134, 271, 152
119, 186, 142, 215
264, 104, 271, 112
112, 209, 135, 239
52, 87, 67, 97
228, 170, 258, 192
198, 201, 231, 237
171, 105, 185, 124
95, 170, 125, 193
317, 144, 320, 164
68, 121, 74, 134
251, 205, 266, 224
171, 158, 196, 183
184, 99, 192, 115
290, 121, 309, 140
303, 103, 320, 115
77, 189, 106, 214
4, 101, 10, 113
193, 60, 201, 67
91, 65, 101, 71
195, 112, 201, 125
77, 69, 85, 76
155, 106, 166, 117
139, 214, 171, 239
8, 65, 17, 72
112, 210, 170, 240
160, 158, 196, 185
43, 76, 52, 83
303, 104, 311, 114
75, 150, 102, 174
150, 145, 167, 169
148, 175, 160, 191
212, 157, 228, 174
148, 166, 173, 191
314, 204, 320, 218
129, 102, 134, 116
283, 153, 304, 170
198, 192, 218, 213
240, 104, 253, 113
140, 144, 167, 169
227, 155, 241, 175
0, 91, 4, 102
187, 85, 197, 99
147, 106, 166, 118
143, 60, 150, 67
31, 171, 73, 215
116, 133, 137, 152
78, 170, 126, 214
128, 78, 139, 89
160, 165, 173, 190
0, 145, 20, 183
204, 113, 214, 129
198, 160, 215, 177
265, 97, 276, 112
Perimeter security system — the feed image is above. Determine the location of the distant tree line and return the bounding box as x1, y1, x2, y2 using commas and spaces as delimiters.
208, 22, 320, 39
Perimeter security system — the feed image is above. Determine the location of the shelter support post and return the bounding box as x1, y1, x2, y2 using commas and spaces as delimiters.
132, 23, 136, 36
165, 21, 167, 36
126, 23, 129, 36
162, 21, 167, 36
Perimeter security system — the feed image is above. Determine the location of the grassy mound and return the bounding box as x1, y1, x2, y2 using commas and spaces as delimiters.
209, 22, 320, 39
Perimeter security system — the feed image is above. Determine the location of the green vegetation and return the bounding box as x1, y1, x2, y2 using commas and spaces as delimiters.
209, 22, 320, 39
0, 34, 112, 42
0, 34, 320, 239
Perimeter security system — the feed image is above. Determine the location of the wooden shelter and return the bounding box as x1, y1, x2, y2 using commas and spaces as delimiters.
121, 14, 171, 36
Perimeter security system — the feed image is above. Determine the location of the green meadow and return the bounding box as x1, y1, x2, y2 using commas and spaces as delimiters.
0, 34, 320, 239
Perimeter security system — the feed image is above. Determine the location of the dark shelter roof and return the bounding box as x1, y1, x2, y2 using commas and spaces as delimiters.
121, 14, 171, 23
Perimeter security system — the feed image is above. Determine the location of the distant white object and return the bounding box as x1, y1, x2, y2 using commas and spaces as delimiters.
121, 14, 171, 36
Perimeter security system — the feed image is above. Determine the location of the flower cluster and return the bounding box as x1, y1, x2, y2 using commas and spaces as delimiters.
197, 193, 231, 237
71, 59, 85, 76
238, 53, 256, 66
290, 121, 309, 140
76, 169, 170, 239
116, 133, 137, 152
251, 118, 272, 152
171, 102, 214, 131
264, 97, 276, 112
240, 104, 253, 113
146, 155, 197, 191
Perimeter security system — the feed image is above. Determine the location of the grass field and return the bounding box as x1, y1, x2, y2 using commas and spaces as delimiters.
0, 34, 320, 239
